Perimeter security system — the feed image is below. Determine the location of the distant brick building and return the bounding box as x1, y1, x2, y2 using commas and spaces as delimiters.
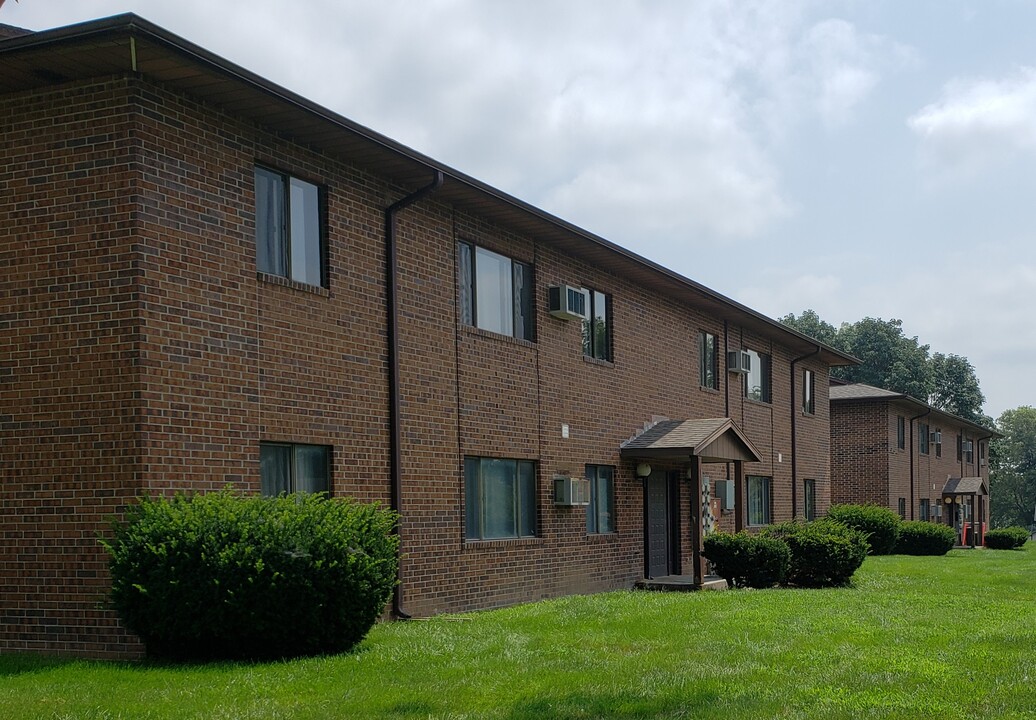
1, 15, 854, 658
830, 383, 995, 544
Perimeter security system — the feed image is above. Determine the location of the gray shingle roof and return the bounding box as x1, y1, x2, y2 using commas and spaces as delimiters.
829, 383, 905, 401
942, 477, 988, 496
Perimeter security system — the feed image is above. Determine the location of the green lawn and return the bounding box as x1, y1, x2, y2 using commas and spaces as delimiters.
3, 546, 1035, 719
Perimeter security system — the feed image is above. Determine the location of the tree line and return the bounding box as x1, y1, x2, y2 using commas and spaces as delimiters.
781, 310, 1033, 529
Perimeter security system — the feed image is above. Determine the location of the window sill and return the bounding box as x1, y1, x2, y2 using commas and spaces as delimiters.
461, 325, 536, 348
257, 272, 330, 297
699, 385, 721, 394
583, 355, 614, 368
464, 536, 543, 549
586, 531, 619, 541
744, 397, 773, 408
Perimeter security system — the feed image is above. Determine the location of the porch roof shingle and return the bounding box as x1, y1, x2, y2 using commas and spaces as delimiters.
620, 418, 761, 463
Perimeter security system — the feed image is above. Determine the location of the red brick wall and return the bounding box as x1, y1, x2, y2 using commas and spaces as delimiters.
0, 77, 144, 656
830, 401, 889, 506
3, 72, 839, 655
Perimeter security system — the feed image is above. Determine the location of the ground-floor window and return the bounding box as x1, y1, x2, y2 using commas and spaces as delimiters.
585, 465, 615, 533
260, 442, 330, 496
464, 457, 537, 540
919, 498, 930, 521
898, 497, 907, 519
803, 479, 816, 521
747, 475, 771, 526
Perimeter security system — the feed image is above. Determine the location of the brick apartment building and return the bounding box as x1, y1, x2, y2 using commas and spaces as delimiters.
830, 383, 995, 545
0, 15, 855, 657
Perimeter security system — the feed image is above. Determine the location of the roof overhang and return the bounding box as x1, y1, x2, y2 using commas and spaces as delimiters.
941, 477, 988, 498
620, 418, 762, 463
0, 14, 858, 367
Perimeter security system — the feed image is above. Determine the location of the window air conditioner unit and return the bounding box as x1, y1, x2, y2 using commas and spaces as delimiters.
929, 431, 941, 444
554, 475, 591, 506
934, 504, 942, 518
714, 479, 734, 510
548, 285, 588, 321
727, 350, 751, 374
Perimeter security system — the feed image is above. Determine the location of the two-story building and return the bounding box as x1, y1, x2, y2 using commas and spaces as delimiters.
830, 383, 995, 545
0, 15, 855, 658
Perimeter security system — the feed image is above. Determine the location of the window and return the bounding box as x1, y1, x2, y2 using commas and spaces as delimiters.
582, 289, 611, 361
744, 349, 771, 403
802, 369, 815, 415
699, 332, 719, 390
458, 242, 533, 340
919, 423, 929, 455
260, 442, 330, 496
464, 457, 536, 540
803, 479, 816, 521
585, 465, 615, 534
919, 499, 930, 522
935, 427, 942, 457
898, 497, 907, 519
747, 476, 771, 526
254, 166, 324, 286
965, 437, 974, 464
897, 416, 906, 450
979, 442, 986, 466
956, 434, 963, 461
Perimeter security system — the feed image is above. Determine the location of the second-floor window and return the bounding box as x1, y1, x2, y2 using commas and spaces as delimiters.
699, 332, 718, 389
254, 166, 325, 287
582, 289, 611, 361
802, 369, 815, 414
897, 416, 906, 450
458, 242, 533, 340
920, 423, 930, 455
745, 349, 771, 403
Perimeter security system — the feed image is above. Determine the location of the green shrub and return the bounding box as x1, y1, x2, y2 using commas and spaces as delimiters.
763, 519, 868, 588
895, 521, 956, 555
102, 490, 399, 661
826, 504, 901, 555
985, 526, 1029, 550
703, 532, 790, 589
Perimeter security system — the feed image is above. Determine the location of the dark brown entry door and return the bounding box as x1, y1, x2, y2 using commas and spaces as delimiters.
646, 471, 670, 578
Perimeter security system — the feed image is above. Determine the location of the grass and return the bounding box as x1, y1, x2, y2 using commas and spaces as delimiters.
3, 546, 1035, 719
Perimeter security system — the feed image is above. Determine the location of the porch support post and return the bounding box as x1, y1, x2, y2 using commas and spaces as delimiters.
688, 455, 705, 586
733, 460, 745, 532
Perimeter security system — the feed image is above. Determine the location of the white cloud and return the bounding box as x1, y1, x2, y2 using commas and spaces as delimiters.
909, 67, 1036, 179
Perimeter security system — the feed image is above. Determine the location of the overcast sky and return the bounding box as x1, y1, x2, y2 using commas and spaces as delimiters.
6, 1, 1034, 419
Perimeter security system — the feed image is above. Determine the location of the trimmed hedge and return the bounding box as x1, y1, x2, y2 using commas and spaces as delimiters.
985, 526, 1030, 550
826, 504, 901, 555
102, 490, 399, 661
895, 521, 956, 555
762, 519, 868, 588
703, 532, 790, 589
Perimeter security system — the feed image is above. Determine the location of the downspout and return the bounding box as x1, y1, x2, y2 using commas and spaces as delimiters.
909, 406, 931, 522
790, 345, 821, 520
385, 170, 444, 619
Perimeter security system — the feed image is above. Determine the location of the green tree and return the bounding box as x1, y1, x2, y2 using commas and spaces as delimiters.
990, 407, 1036, 529
929, 352, 986, 423
834, 317, 934, 400
780, 311, 987, 421
778, 309, 838, 346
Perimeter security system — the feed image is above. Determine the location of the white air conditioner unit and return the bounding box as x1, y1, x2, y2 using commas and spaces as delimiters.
547, 285, 588, 321
554, 475, 591, 506
727, 350, 751, 374
714, 479, 734, 510
934, 504, 943, 518
930, 431, 942, 444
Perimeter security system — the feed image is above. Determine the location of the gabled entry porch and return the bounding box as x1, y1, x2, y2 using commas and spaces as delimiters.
941, 476, 989, 548
620, 418, 762, 585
